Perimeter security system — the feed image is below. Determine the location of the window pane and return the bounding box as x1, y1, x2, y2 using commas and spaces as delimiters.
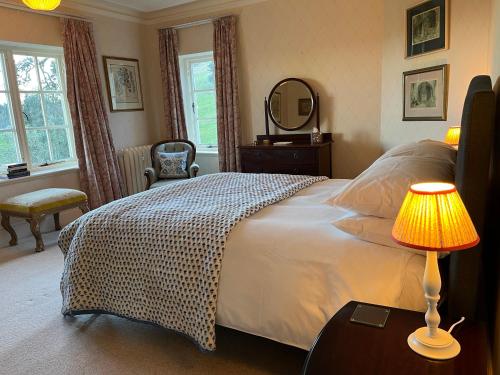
26, 129, 50, 164
0, 55, 6, 91
44, 93, 65, 126
195, 91, 216, 119
198, 119, 217, 146
191, 60, 215, 90
14, 55, 40, 91
21, 93, 44, 128
48, 128, 70, 161
0, 93, 13, 130
0, 132, 19, 165
38, 57, 61, 91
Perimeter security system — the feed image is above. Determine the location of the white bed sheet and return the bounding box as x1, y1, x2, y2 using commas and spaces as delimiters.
216, 179, 426, 350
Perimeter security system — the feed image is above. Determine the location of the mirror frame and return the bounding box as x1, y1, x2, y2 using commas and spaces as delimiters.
267, 78, 316, 131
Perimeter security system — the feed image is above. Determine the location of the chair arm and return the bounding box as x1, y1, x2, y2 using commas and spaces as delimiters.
144, 167, 158, 190
190, 163, 200, 178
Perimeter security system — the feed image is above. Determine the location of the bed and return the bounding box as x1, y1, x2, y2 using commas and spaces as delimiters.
58, 76, 498, 352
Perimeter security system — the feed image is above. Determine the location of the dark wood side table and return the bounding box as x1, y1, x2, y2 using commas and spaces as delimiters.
303, 301, 491, 375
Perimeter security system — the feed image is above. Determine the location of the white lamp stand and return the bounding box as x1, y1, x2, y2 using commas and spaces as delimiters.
407, 251, 461, 360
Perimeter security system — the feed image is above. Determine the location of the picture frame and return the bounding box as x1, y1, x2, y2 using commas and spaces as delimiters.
403, 64, 449, 121
298, 98, 312, 116
103, 56, 144, 112
406, 0, 448, 58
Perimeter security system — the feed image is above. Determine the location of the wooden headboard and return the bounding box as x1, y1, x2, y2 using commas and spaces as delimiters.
448, 75, 497, 319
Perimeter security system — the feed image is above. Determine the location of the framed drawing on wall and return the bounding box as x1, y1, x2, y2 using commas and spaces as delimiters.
406, 0, 448, 58
103, 56, 144, 112
403, 64, 449, 121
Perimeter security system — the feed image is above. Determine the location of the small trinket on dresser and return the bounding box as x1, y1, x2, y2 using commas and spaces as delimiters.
311, 127, 323, 144
262, 139, 272, 145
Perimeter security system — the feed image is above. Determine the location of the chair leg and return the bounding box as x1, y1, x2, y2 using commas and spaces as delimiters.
27, 215, 44, 253
79, 202, 90, 214
54, 213, 61, 231
1, 213, 18, 246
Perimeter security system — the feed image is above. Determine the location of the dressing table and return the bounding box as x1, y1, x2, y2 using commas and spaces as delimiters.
239, 78, 333, 178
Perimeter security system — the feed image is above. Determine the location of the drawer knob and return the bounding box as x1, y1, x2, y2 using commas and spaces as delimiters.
293, 152, 299, 160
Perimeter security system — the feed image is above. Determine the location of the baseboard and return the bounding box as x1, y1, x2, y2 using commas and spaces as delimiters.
0, 208, 82, 249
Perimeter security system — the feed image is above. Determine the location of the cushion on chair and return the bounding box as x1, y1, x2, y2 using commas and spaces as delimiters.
153, 142, 195, 175
158, 151, 189, 179
0, 188, 87, 215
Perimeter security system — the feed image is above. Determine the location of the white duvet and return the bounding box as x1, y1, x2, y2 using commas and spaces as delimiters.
216, 179, 426, 350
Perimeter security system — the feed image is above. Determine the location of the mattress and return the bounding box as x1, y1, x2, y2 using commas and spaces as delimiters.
216, 179, 426, 350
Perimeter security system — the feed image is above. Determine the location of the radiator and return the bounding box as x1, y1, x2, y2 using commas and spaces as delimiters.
117, 145, 152, 196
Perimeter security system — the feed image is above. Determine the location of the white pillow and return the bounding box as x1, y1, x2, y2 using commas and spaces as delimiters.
333, 214, 448, 258
375, 140, 456, 163
328, 154, 455, 219
328, 140, 456, 219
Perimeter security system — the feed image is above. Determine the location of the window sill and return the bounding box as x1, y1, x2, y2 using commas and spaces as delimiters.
0, 163, 79, 187
197, 150, 219, 156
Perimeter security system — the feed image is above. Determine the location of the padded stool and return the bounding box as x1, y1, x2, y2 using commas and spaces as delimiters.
0, 188, 89, 252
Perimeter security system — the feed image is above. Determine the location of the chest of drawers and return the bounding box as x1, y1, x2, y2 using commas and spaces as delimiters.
239, 134, 333, 178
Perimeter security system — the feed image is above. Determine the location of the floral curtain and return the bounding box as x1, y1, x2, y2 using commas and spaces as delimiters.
159, 28, 188, 140
214, 16, 241, 172
62, 19, 124, 209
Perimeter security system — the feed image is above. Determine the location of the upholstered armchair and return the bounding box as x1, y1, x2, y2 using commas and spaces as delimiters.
145, 140, 200, 190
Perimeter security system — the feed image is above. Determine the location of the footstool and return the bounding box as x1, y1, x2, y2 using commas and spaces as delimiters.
0, 188, 89, 252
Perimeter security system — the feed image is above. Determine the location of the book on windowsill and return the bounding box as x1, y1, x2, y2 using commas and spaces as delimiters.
7, 170, 30, 179
7, 163, 27, 171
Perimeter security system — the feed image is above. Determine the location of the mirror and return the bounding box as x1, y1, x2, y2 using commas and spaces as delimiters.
268, 78, 315, 131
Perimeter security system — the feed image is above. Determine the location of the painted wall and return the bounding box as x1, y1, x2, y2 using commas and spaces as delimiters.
380, 0, 492, 150
0, 6, 153, 244
146, 0, 385, 179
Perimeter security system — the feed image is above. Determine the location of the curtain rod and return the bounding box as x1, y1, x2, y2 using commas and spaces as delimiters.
0, 2, 89, 21
169, 14, 233, 30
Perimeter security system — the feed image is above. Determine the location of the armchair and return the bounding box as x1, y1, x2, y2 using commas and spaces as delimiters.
145, 139, 200, 190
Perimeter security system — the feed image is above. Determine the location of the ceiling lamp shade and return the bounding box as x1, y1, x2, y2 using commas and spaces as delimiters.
444, 126, 461, 146
22, 0, 61, 11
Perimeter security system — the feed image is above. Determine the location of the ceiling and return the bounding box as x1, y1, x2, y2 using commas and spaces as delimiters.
102, 0, 200, 13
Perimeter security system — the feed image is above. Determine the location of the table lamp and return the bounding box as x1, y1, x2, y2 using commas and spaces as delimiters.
392, 182, 479, 360
444, 126, 461, 148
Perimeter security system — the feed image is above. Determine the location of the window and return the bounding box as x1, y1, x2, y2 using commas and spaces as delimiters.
0, 43, 75, 172
179, 52, 218, 151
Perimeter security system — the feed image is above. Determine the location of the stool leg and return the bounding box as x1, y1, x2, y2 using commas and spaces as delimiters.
54, 213, 61, 231
27, 215, 44, 253
79, 202, 90, 214
1, 213, 18, 246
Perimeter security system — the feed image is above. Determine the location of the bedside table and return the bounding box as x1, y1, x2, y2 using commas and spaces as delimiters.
302, 301, 491, 375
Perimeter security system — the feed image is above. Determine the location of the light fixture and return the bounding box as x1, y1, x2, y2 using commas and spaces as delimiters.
22, 0, 61, 11
444, 126, 461, 147
392, 182, 479, 360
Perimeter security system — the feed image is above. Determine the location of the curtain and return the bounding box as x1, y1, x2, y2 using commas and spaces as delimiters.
214, 16, 241, 172
62, 19, 124, 210
159, 28, 187, 140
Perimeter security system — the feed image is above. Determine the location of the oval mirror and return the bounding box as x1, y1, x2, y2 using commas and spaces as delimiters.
268, 78, 315, 131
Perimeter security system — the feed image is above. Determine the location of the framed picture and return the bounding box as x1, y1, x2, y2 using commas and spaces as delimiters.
406, 0, 448, 58
103, 56, 144, 112
298, 98, 312, 116
403, 64, 448, 121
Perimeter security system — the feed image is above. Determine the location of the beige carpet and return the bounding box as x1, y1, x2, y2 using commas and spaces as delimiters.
0, 232, 306, 375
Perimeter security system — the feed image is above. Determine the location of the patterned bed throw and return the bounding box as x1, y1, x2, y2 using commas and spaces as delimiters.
59, 172, 327, 351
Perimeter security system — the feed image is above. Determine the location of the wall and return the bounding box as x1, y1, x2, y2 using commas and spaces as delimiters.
0, 6, 153, 245
146, 0, 385, 179
380, 0, 492, 150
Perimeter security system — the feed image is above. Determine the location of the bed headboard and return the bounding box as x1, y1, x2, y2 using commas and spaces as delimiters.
449, 75, 497, 319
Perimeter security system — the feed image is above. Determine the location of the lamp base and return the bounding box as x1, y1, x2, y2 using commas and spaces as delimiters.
408, 327, 461, 360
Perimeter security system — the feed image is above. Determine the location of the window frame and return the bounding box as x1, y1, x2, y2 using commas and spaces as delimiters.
0, 41, 76, 173
179, 51, 218, 153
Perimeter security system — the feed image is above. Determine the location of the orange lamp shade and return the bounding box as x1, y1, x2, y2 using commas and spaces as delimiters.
22, 0, 61, 11
392, 183, 479, 251
444, 126, 461, 146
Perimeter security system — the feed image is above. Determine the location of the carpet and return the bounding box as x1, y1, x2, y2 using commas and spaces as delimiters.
0, 232, 306, 375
